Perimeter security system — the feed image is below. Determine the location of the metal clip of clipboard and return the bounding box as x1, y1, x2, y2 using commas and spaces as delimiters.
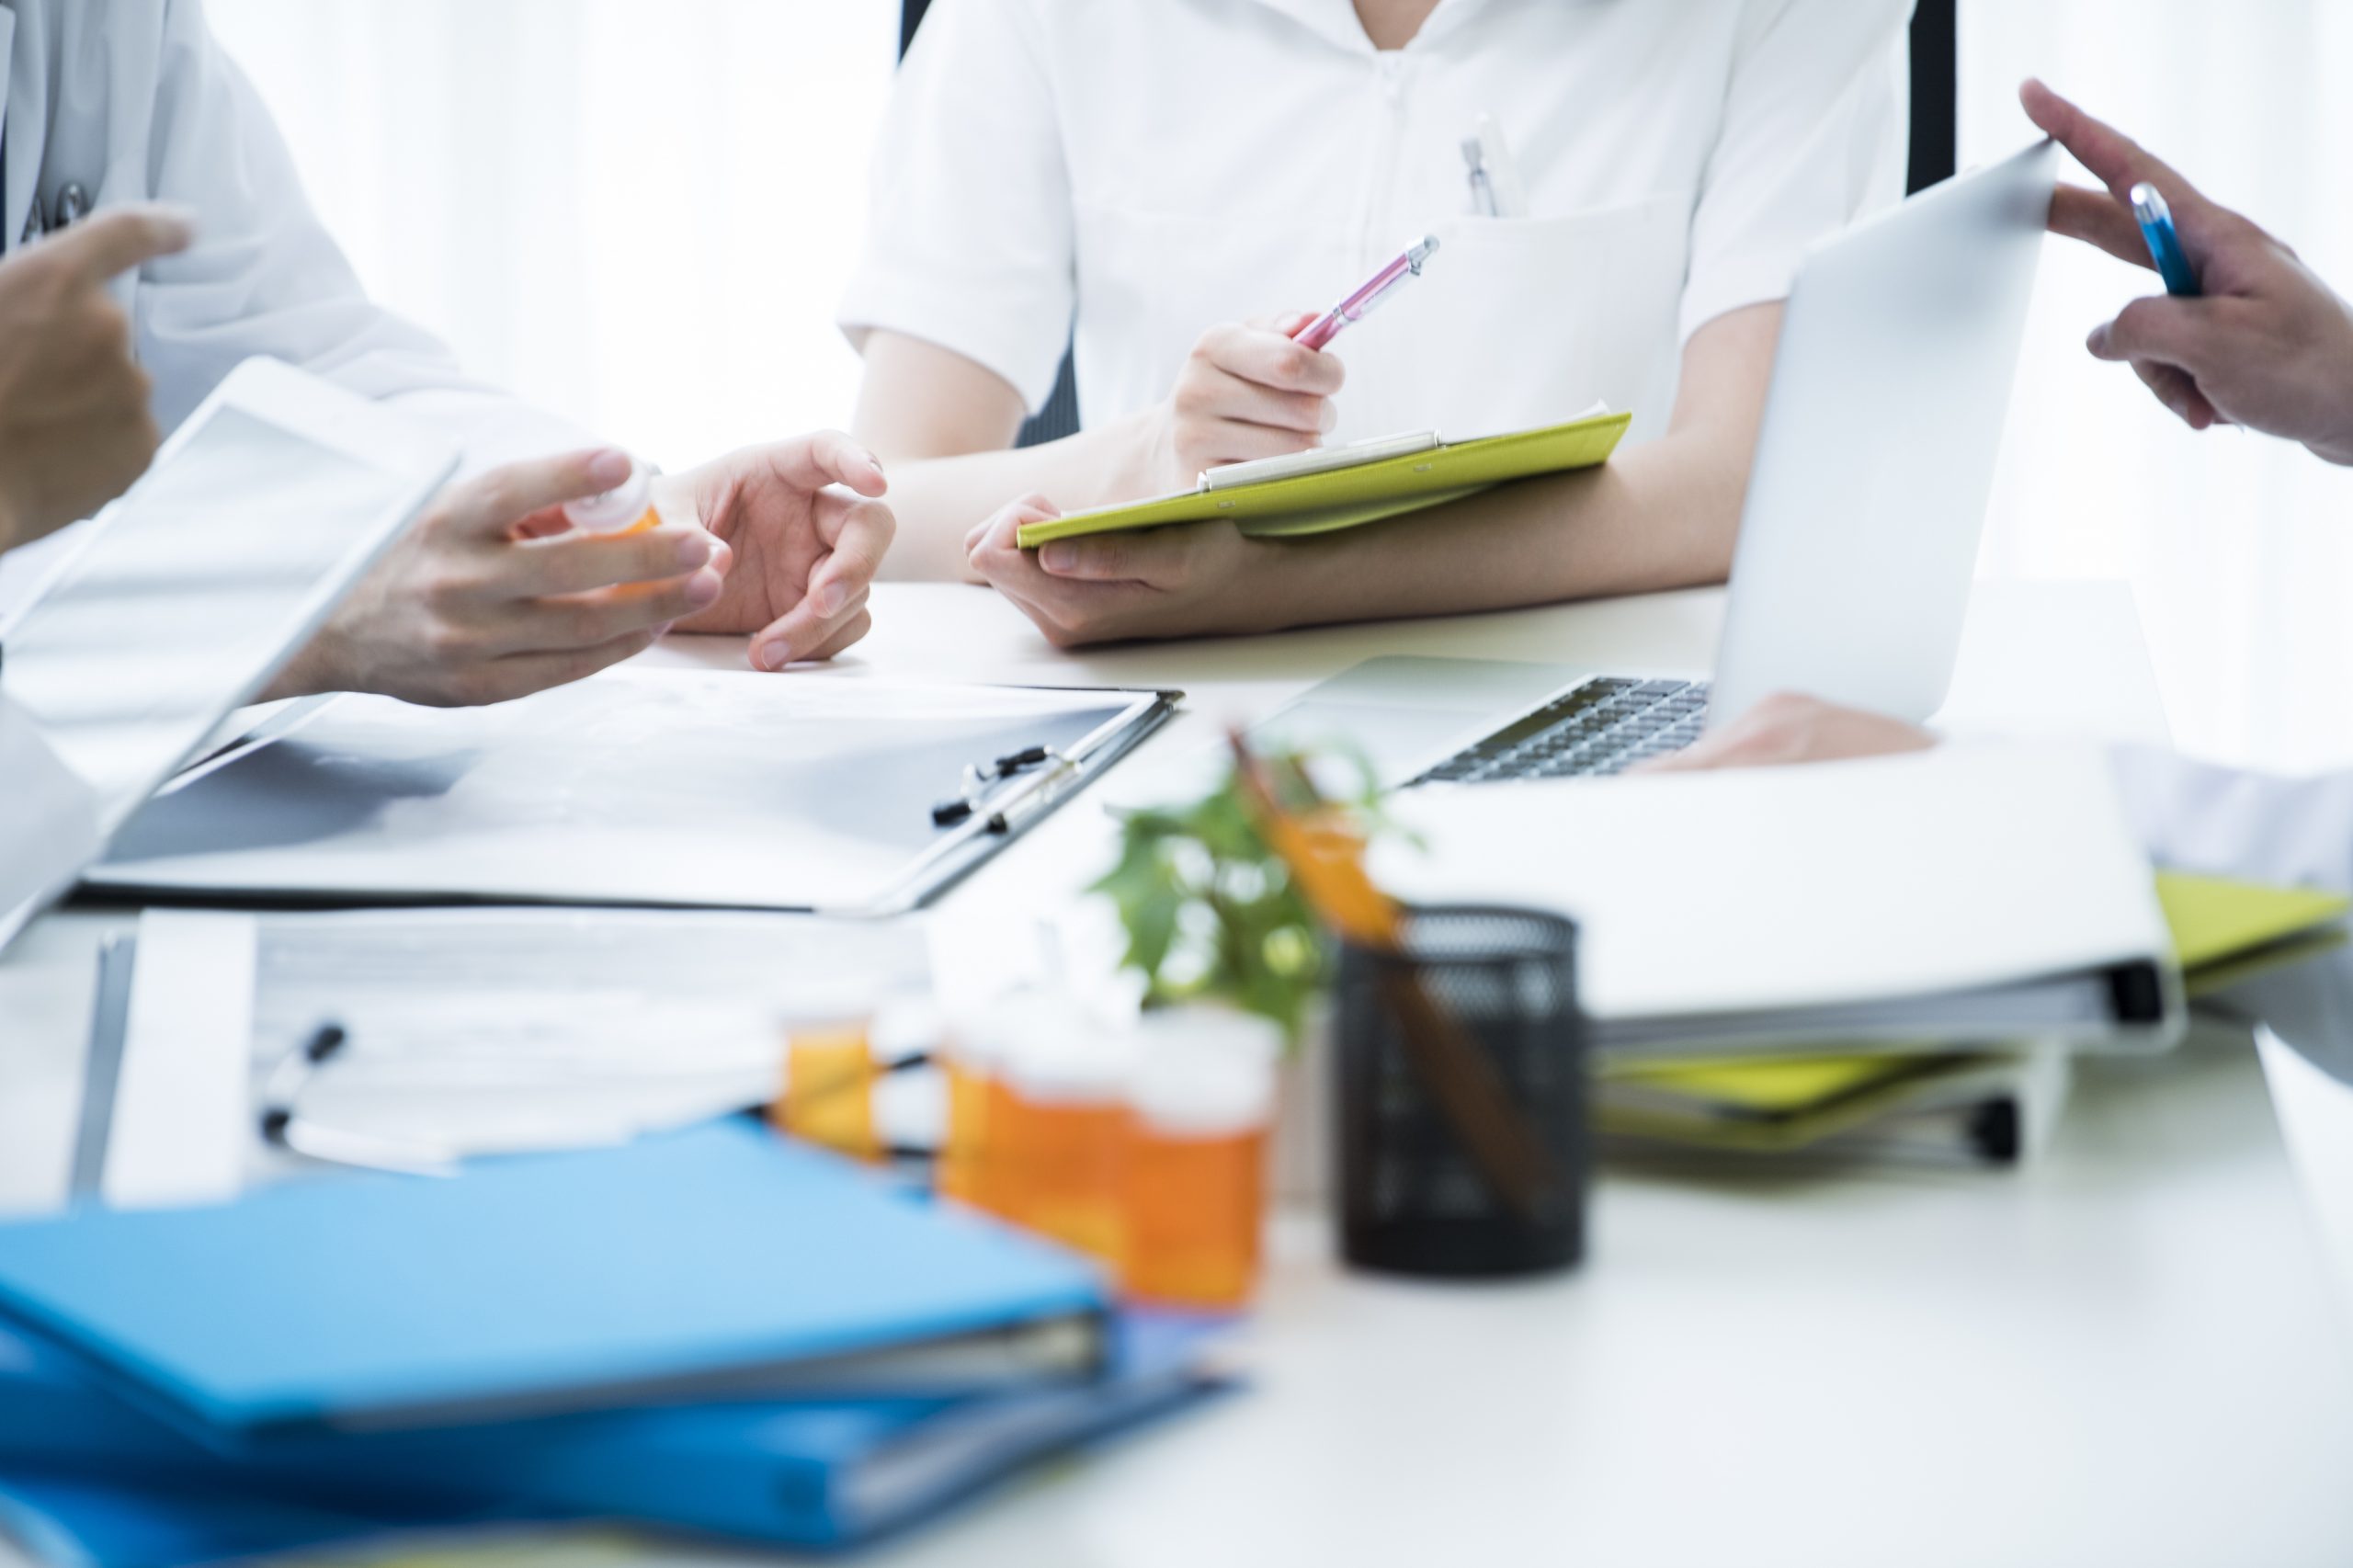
881, 686, 1184, 916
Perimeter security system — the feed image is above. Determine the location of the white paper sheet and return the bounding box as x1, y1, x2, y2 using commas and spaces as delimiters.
92, 671, 1165, 915
103, 906, 932, 1200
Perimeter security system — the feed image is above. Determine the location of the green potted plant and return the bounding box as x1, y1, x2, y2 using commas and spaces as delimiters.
1092, 747, 1395, 1200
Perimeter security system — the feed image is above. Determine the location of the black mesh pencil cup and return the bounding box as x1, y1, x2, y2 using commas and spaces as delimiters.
1334, 904, 1587, 1277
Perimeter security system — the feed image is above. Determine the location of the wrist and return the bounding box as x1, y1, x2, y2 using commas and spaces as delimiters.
1115, 406, 1177, 500
261, 623, 348, 701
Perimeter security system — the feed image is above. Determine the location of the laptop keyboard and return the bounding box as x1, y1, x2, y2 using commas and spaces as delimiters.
1409, 677, 1710, 784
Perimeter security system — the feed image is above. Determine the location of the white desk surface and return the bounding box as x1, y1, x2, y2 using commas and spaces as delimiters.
6, 579, 2353, 1568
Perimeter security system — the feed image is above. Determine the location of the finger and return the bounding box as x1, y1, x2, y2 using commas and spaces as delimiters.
969, 507, 1042, 555
1188, 364, 1333, 436
1260, 310, 1321, 339
796, 608, 875, 665
2130, 360, 2220, 429
969, 500, 1055, 575
749, 430, 890, 499
2018, 79, 2225, 239
2086, 297, 2226, 376
443, 448, 635, 541
1200, 323, 1347, 396
473, 629, 665, 706
1036, 528, 1192, 585
2048, 184, 2154, 269
37, 203, 196, 280
494, 568, 725, 657
1196, 419, 1324, 470
806, 496, 896, 617
749, 576, 873, 673
509, 525, 717, 597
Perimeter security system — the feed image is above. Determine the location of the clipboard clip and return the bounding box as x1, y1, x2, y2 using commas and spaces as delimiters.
932, 745, 1068, 829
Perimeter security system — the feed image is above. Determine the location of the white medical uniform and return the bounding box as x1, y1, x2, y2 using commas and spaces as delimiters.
0, 0, 581, 477
842, 0, 1912, 450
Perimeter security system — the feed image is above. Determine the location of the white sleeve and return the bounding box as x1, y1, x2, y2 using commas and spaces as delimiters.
1677, 0, 1911, 343
2110, 746, 2353, 893
132, 0, 594, 472
835, 0, 1076, 415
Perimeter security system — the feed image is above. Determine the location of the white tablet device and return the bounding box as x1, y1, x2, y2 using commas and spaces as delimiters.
0, 357, 460, 951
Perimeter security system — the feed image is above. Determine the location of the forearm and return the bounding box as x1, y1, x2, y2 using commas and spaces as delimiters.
1236, 423, 1752, 633
870, 412, 1159, 582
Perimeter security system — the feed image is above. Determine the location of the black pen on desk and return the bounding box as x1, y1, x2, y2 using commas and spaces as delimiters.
257, 1021, 348, 1146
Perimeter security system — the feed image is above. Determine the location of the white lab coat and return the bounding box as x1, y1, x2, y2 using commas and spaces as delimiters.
0, 0, 585, 480
2114, 747, 2353, 894
842, 0, 1912, 449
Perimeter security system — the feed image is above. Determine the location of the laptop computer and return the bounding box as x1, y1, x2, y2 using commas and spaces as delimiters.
1256, 139, 2060, 789
0, 358, 457, 952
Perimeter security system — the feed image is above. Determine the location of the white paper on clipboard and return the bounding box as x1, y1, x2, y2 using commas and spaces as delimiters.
85, 670, 1178, 916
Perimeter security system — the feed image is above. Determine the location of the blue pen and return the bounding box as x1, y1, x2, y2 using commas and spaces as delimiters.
2130, 182, 2201, 297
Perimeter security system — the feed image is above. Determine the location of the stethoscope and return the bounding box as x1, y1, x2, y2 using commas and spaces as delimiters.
16, 179, 89, 249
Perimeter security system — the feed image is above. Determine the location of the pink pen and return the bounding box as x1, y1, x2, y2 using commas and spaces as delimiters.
1291, 234, 1441, 351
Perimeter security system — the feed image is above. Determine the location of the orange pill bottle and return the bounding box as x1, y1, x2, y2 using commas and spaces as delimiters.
1119, 1009, 1280, 1312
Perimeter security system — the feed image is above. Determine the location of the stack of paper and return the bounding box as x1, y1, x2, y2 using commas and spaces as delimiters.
1375, 744, 2185, 1058
1596, 1049, 2072, 1165
1592, 869, 2349, 1165
0, 1121, 1233, 1562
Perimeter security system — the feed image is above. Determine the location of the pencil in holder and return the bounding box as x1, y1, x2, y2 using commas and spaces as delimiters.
1334, 904, 1587, 1277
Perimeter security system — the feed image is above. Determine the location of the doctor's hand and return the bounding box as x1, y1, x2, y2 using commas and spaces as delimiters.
654, 433, 894, 670
1141, 313, 1345, 494
966, 494, 1274, 648
268, 448, 726, 707
0, 205, 194, 556
2023, 79, 2353, 465
1637, 693, 1936, 775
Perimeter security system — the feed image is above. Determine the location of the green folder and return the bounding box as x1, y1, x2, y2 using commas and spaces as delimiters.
2154, 869, 2350, 995
1015, 409, 1634, 548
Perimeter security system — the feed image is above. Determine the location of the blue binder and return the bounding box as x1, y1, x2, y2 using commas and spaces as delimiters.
0, 1119, 1108, 1444
0, 1314, 1231, 1561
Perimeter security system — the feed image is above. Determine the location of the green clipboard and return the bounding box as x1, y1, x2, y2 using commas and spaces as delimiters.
1015, 408, 1635, 549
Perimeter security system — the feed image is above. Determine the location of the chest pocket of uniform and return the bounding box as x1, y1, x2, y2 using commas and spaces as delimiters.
1342, 195, 1693, 448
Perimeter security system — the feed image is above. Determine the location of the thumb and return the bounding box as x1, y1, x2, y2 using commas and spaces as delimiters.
39, 204, 197, 280
2087, 296, 2223, 374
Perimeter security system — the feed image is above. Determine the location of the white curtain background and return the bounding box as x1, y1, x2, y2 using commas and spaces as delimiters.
205, 0, 895, 473
210, 2, 2353, 773
1962, 2, 2353, 773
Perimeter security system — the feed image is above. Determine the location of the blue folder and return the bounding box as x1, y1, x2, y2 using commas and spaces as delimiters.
0, 1314, 1231, 1561
0, 1119, 1108, 1444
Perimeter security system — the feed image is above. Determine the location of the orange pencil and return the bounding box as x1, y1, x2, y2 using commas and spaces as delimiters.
1226, 733, 1556, 1220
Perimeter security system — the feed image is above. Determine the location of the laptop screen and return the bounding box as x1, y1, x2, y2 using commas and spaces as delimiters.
0, 404, 415, 832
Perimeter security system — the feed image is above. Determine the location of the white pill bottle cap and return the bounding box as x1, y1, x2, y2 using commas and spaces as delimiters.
563, 460, 654, 533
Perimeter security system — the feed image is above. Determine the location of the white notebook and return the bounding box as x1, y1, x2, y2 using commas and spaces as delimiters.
1374, 742, 2182, 1056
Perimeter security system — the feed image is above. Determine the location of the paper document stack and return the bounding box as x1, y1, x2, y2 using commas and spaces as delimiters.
1376, 744, 2187, 1060
1593, 870, 2347, 1165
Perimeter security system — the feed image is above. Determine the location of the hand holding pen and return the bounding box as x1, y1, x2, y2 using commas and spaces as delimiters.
2023, 78, 2353, 464
1139, 236, 1440, 494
